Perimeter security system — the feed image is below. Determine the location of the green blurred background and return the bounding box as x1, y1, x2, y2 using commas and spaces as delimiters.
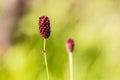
0, 0, 120, 80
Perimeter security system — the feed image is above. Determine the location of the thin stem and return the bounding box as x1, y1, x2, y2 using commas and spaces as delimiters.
43, 39, 50, 80
69, 52, 73, 80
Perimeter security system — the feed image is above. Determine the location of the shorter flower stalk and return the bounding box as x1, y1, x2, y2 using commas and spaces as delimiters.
66, 38, 74, 80
69, 52, 73, 80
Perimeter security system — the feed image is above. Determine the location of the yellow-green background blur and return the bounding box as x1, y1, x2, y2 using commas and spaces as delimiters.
0, 0, 120, 80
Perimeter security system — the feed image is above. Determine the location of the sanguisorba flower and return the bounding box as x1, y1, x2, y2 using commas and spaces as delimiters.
39, 16, 50, 39
66, 38, 74, 80
66, 38, 74, 53
38, 15, 50, 80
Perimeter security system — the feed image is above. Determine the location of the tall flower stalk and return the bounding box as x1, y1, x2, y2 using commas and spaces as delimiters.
39, 16, 50, 80
66, 38, 74, 80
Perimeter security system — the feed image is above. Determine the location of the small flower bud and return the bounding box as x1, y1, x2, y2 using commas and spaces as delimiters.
66, 38, 74, 53
39, 16, 50, 39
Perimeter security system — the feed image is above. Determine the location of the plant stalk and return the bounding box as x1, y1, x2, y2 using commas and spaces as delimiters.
69, 52, 73, 80
43, 39, 50, 80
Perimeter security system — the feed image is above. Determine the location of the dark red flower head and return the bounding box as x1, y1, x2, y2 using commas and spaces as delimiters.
39, 16, 50, 39
66, 38, 74, 53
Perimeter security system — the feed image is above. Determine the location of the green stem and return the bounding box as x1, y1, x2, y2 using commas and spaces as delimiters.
43, 39, 50, 80
69, 52, 73, 80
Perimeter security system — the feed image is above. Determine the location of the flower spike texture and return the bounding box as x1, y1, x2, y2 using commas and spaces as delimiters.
39, 16, 50, 39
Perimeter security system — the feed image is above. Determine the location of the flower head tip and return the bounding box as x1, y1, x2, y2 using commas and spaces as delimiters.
66, 38, 74, 53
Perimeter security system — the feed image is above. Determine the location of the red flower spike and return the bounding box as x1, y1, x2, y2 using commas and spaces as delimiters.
66, 38, 74, 53
39, 16, 50, 39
